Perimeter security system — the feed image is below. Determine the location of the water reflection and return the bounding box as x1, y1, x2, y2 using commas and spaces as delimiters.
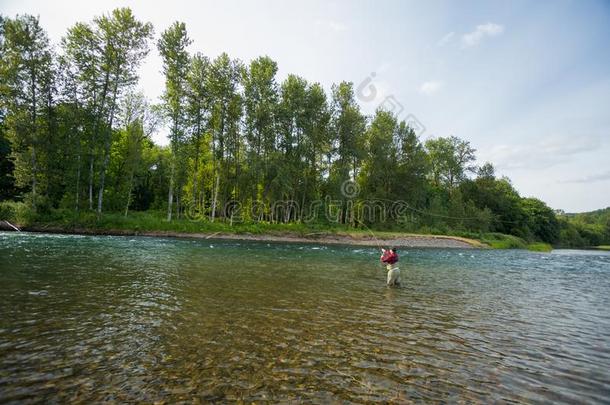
0, 233, 609, 403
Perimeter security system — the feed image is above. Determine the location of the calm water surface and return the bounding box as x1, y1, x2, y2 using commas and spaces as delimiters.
1, 232, 609, 403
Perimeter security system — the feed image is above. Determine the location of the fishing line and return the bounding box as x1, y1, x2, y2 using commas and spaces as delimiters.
354, 218, 383, 250
356, 197, 522, 224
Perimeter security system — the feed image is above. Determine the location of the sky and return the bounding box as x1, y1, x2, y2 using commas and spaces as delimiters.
2, 0, 609, 212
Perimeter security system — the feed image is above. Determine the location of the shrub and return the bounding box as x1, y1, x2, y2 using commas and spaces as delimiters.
0, 201, 17, 220
0, 200, 35, 226
480, 232, 527, 249
527, 242, 553, 252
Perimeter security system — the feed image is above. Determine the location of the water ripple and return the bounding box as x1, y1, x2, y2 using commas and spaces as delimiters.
1, 232, 609, 402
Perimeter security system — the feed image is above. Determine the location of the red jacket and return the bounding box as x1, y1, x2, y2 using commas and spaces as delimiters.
381, 250, 399, 265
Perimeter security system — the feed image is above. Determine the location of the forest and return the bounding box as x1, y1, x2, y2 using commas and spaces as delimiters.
0, 9, 608, 248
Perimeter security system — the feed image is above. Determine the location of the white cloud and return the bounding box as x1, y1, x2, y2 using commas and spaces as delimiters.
418, 80, 443, 95
437, 32, 455, 47
316, 19, 347, 32
356, 78, 394, 115
560, 170, 610, 184
375, 62, 392, 74
484, 136, 600, 170
461, 23, 504, 48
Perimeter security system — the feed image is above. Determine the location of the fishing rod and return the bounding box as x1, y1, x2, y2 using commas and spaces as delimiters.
353, 218, 390, 274
354, 218, 384, 251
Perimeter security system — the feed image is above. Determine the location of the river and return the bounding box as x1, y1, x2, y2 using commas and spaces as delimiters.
1, 232, 609, 403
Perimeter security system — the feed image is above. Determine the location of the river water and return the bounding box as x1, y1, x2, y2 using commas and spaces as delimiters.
0, 232, 609, 403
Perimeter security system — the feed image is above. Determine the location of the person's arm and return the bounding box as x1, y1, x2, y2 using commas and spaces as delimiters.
380, 249, 389, 262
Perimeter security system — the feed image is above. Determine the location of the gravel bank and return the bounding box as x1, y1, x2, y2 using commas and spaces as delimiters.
16, 226, 483, 248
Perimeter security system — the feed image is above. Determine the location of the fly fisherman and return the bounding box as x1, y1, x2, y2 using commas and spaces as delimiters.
380, 247, 400, 287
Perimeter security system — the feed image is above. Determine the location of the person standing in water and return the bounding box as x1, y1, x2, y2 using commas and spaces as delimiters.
380, 247, 400, 286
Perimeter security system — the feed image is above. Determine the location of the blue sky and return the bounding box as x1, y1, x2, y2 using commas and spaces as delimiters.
2, 0, 609, 212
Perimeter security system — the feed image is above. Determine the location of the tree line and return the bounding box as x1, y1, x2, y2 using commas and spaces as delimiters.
1, 9, 607, 246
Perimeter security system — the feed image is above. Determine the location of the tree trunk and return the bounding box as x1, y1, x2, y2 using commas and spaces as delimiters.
96, 139, 110, 217
192, 108, 202, 207
167, 159, 175, 221
88, 86, 101, 211
124, 170, 134, 217
30, 71, 37, 204
75, 152, 81, 212
211, 172, 219, 222
192, 141, 200, 207
96, 69, 120, 216
88, 155, 94, 210
31, 146, 37, 201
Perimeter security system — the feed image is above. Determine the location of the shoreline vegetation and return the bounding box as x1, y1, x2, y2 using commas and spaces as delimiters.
1, 211, 556, 251
11, 226, 485, 249
8, 214, 610, 251
1, 10, 608, 252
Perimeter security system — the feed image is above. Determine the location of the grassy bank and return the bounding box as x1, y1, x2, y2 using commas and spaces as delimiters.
1, 202, 551, 250
17, 210, 486, 247
471, 232, 551, 252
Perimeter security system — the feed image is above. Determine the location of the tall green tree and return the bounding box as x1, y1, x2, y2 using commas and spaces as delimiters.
242, 56, 278, 204
276, 74, 308, 212
329, 81, 366, 224
394, 121, 428, 207
62, 20, 103, 210
360, 109, 399, 202
207, 53, 242, 221
0, 15, 54, 206
302, 82, 331, 205
520, 197, 560, 243
460, 170, 527, 236
94, 8, 152, 216
358, 111, 429, 225
158, 21, 191, 221
185, 53, 211, 209
425, 135, 476, 189
62, 8, 153, 215
116, 91, 161, 216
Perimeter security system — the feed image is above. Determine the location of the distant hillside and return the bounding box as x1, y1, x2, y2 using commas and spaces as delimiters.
565, 207, 609, 222
557, 207, 610, 247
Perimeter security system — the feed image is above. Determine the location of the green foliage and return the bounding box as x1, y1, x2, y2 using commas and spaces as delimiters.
0, 9, 602, 250
329, 82, 366, 192
0, 200, 35, 225
0, 201, 19, 220
60, 8, 154, 215
1, 14, 54, 201
425, 136, 476, 189
479, 233, 527, 249
526, 242, 553, 252
0, 129, 21, 199
557, 208, 610, 248
519, 197, 560, 243
359, 110, 396, 201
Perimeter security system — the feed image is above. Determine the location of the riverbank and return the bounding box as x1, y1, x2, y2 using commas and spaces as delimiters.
1, 209, 551, 250
13, 224, 484, 249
